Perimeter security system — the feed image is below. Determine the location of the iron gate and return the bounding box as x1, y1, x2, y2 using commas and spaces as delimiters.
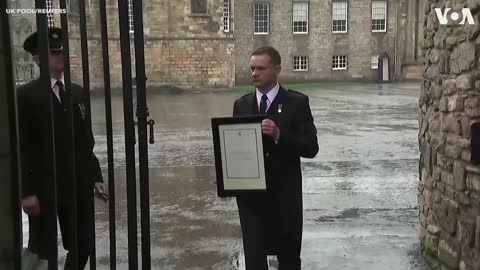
4, 0, 153, 268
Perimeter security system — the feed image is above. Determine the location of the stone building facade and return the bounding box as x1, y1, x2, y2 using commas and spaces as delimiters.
418, 0, 480, 269
8, 0, 423, 88
234, 0, 426, 83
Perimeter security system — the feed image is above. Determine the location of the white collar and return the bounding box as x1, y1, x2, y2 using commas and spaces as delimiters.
50, 75, 65, 89
256, 82, 280, 103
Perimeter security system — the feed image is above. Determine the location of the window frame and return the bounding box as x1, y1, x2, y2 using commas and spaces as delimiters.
128, 0, 134, 33
253, 2, 270, 35
293, 56, 309, 71
223, 0, 231, 32
46, 0, 55, 28
332, 1, 348, 34
371, 0, 387, 33
332, 55, 348, 70
371, 55, 379, 69
293, 2, 309, 34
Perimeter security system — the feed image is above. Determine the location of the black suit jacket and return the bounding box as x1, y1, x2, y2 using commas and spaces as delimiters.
233, 86, 318, 251
17, 79, 103, 204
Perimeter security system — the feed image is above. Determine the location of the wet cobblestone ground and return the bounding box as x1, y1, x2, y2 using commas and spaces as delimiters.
23, 82, 430, 270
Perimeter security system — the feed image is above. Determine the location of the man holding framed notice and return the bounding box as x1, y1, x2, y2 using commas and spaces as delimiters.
232, 46, 319, 269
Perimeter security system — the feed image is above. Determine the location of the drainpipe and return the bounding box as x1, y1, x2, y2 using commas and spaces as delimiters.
394, 0, 398, 81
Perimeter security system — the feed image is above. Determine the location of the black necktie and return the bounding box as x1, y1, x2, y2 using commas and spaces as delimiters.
260, 94, 268, 114
56, 80, 65, 104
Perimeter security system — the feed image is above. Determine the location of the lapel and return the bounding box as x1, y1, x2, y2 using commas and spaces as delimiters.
246, 92, 257, 115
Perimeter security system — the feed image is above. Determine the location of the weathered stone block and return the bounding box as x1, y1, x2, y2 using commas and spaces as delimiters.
425, 232, 440, 256
448, 96, 465, 112
471, 192, 480, 210
457, 139, 471, 149
434, 166, 443, 181
445, 145, 463, 158
420, 210, 428, 227
450, 42, 476, 74
433, 136, 446, 150
433, 29, 445, 48
462, 118, 472, 139
438, 240, 460, 268
443, 79, 457, 96
442, 171, 456, 187
431, 119, 442, 133
430, 81, 444, 98
446, 36, 458, 50
476, 216, 480, 249
442, 114, 461, 135
456, 75, 474, 92
455, 191, 471, 205
430, 49, 441, 64
458, 219, 476, 247
462, 150, 471, 162
454, 161, 467, 191
425, 176, 436, 189
459, 249, 480, 270
440, 98, 449, 112
426, 145, 432, 172
465, 96, 480, 117
433, 190, 443, 204
421, 118, 430, 137
446, 186, 456, 199
466, 173, 480, 193
424, 189, 434, 208
467, 17, 480, 41
428, 224, 442, 236
438, 182, 447, 193
436, 199, 459, 234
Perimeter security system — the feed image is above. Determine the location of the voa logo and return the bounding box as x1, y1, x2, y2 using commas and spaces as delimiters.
434, 8, 475, 25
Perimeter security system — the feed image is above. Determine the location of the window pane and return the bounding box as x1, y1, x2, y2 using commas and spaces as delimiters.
332, 2, 347, 20
372, 1, 386, 20
192, 0, 207, 14
371, 55, 379, 69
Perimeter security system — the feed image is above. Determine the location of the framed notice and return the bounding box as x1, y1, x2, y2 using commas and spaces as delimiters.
211, 116, 267, 197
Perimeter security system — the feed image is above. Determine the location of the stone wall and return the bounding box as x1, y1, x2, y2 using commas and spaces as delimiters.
76, 0, 235, 89
419, 1, 480, 269
67, 37, 235, 89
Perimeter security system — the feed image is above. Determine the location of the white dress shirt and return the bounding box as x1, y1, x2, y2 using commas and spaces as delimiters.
256, 82, 280, 113
50, 76, 65, 102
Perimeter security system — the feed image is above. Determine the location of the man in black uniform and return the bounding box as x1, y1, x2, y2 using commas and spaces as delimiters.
18, 27, 108, 269
233, 46, 318, 270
